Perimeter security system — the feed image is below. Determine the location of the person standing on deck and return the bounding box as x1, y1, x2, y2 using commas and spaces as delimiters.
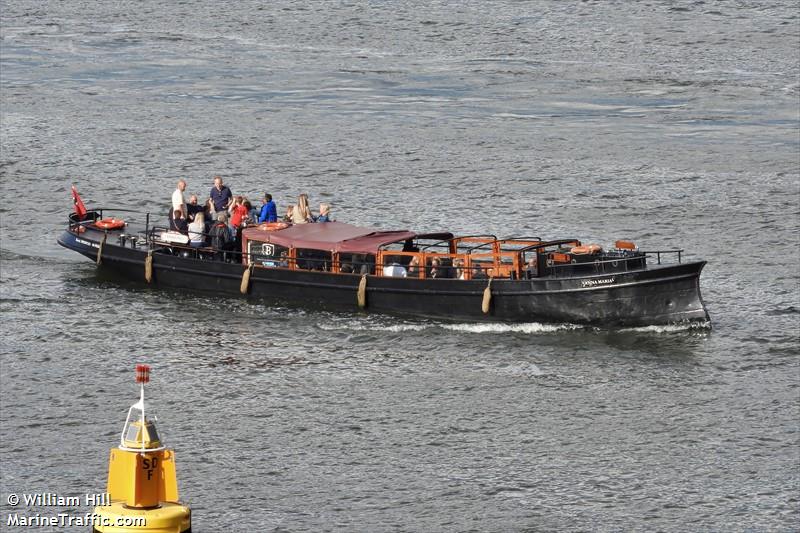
210, 176, 233, 213
258, 193, 278, 223
172, 179, 187, 218
186, 194, 204, 221
228, 196, 249, 230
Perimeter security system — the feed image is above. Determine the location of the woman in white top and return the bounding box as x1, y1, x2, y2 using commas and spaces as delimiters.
291, 193, 313, 224
188, 211, 206, 247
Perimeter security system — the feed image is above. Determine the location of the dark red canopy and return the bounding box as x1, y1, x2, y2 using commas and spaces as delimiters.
242, 222, 415, 254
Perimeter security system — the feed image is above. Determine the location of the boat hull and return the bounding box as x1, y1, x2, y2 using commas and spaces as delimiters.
58, 229, 709, 327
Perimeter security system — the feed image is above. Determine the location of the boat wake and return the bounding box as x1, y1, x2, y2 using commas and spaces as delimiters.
620, 321, 712, 333
316, 319, 584, 335
442, 322, 584, 334
317, 317, 711, 335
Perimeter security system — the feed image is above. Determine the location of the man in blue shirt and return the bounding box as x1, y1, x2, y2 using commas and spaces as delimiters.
258, 193, 278, 223
210, 176, 233, 213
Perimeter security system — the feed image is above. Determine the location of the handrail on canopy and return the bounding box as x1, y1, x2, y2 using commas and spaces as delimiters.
419, 234, 498, 253
516, 239, 582, 254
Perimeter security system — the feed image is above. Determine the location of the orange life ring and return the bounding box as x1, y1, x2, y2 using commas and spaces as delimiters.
258, 222, 289, 231
95, 218, 125, 230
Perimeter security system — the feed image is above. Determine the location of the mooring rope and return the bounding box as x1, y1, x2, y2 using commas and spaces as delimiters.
96, 233, 107, 265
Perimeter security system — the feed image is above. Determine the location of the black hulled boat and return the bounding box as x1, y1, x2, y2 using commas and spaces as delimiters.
58, 206, 710, 327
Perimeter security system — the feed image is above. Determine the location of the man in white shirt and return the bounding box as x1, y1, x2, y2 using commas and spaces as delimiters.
172, 179, 187, 218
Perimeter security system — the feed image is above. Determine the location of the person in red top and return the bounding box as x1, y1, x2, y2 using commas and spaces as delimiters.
228, 196, 249, 229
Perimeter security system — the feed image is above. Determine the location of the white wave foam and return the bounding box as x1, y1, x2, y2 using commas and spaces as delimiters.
317, 320, 582, 335
442, 322, 582, 334
317, 322, 429, 332
317, 318, 712, 335
622, 321, 712, 333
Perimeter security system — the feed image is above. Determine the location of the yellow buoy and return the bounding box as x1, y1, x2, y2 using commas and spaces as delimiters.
92, 364, 191, 533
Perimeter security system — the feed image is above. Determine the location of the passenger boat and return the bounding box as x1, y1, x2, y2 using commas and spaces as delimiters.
57, 196, 710, 327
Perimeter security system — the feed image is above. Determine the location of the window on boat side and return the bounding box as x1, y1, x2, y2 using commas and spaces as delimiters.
426, 256, 456, 279
296, 248, 332, 271
247, 241, 289, 268
470, 259, 493, 279
339, 253, 375, 275
380, 253, 412, 277
521, 251, 539, 279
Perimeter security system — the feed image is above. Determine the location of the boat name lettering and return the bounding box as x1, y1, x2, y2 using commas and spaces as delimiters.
76, 238, 98, 248
581, 277, 616, 288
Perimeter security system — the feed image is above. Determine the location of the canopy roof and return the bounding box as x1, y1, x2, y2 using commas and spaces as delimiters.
242, 222, 416, 254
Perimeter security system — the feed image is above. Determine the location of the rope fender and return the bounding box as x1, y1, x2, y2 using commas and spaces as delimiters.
481, 276, 493, 314
240, 263, 254, 294
357, 274, 367, 308
144, 250, 153, 283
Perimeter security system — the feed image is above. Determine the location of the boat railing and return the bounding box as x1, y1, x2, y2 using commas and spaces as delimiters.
495, 237, 544, 251
418, 234, 501, 255
544, 254, 649, 278
68, 208, 144, 226
516, 239, 582, 253
68, 208, 157, 239
641, 249, 683, 264
450, 235, 500, 254
448, 236, 544, 255
377, 250, 520, 280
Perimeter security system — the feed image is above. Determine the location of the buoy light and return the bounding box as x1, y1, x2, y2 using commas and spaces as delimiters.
136, 364, 150, 384
92, 365, 191, 533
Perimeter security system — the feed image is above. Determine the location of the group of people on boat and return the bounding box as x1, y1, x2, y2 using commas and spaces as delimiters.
168, 176, 332, 249
161, 177, 498, 278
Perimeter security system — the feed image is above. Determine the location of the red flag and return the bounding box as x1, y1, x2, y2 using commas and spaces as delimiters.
71, 185, 87, 219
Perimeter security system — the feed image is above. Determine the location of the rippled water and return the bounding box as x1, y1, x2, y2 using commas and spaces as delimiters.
1, 1, 799, 531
